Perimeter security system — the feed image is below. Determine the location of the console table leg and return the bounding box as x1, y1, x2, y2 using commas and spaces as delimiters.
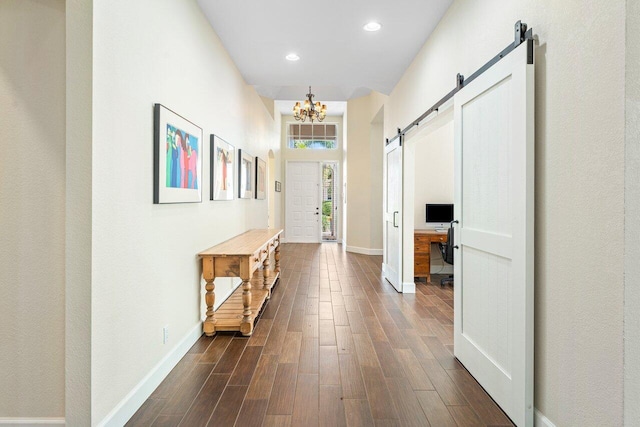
240, 277, 253, 336
202, 258, 217, 337
263, 256, 271, 295
274, 241, 281, 273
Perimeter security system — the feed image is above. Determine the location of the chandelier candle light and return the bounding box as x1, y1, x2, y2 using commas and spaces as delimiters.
293, 86, 327, 122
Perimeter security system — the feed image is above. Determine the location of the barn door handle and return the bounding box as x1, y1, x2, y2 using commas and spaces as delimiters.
451, 220, 459, 249
393, 211, 399, 227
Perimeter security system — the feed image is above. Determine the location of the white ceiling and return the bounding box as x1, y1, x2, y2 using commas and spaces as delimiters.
197, 0, 453, 105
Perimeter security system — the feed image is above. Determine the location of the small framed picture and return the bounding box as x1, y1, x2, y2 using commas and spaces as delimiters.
210, 135, 235, 201
153, 104, 203, 204
238, 149, 254, 199
255, 157, 267, 200
275, 181, 281, 192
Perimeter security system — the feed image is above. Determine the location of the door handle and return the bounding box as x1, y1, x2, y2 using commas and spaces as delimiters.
451, 220, 459, 248
393, 211, 399, 228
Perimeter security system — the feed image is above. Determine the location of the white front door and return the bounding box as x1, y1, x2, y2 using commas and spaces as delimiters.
286, 161, 321, 243
383, 137, 402, 292
453, 41, 534, 426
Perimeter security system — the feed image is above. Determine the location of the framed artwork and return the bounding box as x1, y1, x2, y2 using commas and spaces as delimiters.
238, 149, 254, 199
255, 157, 267, 200
210, 135, 235, 200
153, 104, 203, 204
275, 181, 281, 192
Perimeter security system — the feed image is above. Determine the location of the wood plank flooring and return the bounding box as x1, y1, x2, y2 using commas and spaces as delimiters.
127, 243, 513, 427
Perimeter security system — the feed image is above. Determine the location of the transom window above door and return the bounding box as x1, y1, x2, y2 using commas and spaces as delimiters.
287, 123, 337, 149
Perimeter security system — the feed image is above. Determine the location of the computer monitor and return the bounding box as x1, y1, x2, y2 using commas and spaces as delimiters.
426, 203, 453, 229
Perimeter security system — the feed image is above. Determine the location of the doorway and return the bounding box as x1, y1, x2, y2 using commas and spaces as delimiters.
406, 107, 455, 285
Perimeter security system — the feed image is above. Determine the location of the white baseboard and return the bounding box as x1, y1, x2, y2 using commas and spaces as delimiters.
345, 246, 383, 256
535, 409, 556, 427
0, 419, 65, 426
97, 322, 203, 427
402, 282, 416, 293
280, 238, 347, 245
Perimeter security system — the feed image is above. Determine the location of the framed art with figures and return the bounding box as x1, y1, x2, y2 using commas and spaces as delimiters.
153, 104, 203, 204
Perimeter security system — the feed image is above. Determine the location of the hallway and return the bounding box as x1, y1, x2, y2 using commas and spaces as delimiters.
128, 243, 513, 426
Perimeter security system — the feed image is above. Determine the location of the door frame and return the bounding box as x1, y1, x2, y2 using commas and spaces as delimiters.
400, 103, 454, 293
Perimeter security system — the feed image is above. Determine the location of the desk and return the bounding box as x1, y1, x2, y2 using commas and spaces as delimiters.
414, 229, 448, 283
198, 229, 282, 337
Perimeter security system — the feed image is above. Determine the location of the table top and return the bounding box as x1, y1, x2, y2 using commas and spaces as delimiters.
414, 229, 448, 236
198, 229, 283, 257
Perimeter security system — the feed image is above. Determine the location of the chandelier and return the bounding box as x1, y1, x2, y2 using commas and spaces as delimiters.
293, 86, 327, 122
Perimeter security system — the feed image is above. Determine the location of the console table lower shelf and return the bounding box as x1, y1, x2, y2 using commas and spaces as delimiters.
213, 270, 279, 332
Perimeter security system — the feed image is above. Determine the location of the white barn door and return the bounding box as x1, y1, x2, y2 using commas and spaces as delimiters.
383, 137, 402, 292
453, 41, 534, 426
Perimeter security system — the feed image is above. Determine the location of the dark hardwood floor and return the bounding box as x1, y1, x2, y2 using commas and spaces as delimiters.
127, 243, 514, 426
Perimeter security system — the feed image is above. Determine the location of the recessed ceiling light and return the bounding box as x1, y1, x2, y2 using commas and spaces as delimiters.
285, 53, 300, 61
363, 22, 382, 32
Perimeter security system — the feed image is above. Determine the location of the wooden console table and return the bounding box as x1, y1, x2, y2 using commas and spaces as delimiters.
414, 229, 448, 283
198, 229, 282, 337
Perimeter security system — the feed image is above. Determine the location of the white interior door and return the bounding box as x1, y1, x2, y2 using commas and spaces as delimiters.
286, 161, 320, 243
383, 137, 402, 292
453, 41, 534, 426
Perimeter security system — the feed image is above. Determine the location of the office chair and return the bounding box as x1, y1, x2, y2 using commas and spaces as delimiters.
438, 222, 455, 287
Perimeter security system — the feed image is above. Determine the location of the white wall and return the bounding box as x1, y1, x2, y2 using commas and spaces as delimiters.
261, 99, 283, 231
0, 0, 66, 420
385, 0, 625, 424
346, 96, 370, 252
625, 0, 640, 423
66, 0, 94, 424
92, 0, 280, 423
342, 108, 348, 245
369, 108, 384, 252
346, 92, 387, 253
